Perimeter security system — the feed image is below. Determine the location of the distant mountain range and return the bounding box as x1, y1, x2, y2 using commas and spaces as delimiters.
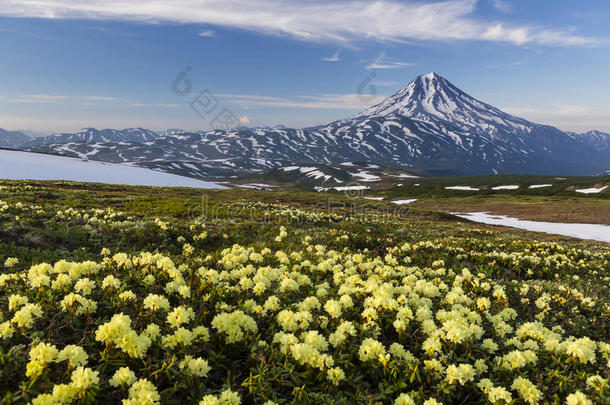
0, 128, 30, 149
4, 72, 610, 178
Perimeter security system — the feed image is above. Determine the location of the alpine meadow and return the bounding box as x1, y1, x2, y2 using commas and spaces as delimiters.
0, 1, 609, 405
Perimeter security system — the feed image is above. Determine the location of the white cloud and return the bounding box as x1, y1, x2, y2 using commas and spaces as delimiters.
365, 52, 412, 70
491, 0, 511, 12
0, 94, 66, 103
0, 0, 601, 46
502, 103, 610, 132
238, 115, 251, 125
0, 94, 178, 108
322, 50, 340, 62
503, 104, 594, 117
198, 29, 215, 37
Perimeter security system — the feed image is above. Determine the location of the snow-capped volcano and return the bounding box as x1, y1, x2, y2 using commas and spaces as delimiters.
350, 72, 530, 135
19, 73, 610, 177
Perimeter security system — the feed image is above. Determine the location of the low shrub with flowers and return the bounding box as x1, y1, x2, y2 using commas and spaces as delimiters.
0, 181, 609, 404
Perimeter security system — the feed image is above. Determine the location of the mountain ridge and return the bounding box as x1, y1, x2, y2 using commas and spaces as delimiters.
14, 72, 610, 178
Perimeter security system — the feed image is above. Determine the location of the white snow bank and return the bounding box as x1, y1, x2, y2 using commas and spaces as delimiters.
235, 183, 276, 190
445, 186, 479, 191
574, 185, 608, 194
351, 171, 381, 182
362, 196, 384, 200
454, 212, 610, 243
334, 185, 369, 191
491, 185, 519, 190
528, 184, 552, 189
392, 174, 420, 178
0, 150, 226, 189
392, 199, 417, 205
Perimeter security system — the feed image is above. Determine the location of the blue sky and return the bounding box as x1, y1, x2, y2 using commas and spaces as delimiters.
1, 0, 610, 133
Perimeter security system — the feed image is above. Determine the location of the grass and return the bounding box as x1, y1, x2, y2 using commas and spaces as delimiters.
0, 179, 608, 404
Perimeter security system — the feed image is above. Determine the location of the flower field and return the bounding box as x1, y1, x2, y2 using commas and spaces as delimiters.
0, 181, 609, 404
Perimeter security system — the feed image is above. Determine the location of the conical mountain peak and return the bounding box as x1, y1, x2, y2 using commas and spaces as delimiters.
349, 72, 530, 133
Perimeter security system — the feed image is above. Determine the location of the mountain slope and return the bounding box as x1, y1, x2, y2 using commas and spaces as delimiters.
0, 128, 30, 149
21, 73, 610, 177
24, 127, 159, 147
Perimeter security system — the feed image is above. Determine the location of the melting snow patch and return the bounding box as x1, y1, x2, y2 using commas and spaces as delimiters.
445, 186, 480, 191
574, 186, 608, 194
362, 196, 384, 200
281, 166, 299, 171
528, 184, 552, 189
392, 174, 420, 178
334, 185, 369, 191
392, 199, 417, 205
492, 185, 519, 190
352, 171, 381, 182
454, 212, 610, 243
0, 150, 226, 189
235, 183, 276, 190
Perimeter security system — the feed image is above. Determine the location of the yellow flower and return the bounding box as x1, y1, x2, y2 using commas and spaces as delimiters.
199, 388, 241, 405
8, 294, 28, 311
70, 366, 100, 390
326, 367, 345, 386
445, 364, 475, 385
212, 310, 258, 344
511, 377, 542, 405
125, 378, 161, 405
167, 306, 195, 329
102, 275, 121, 289
29, 342, 58, 363
74, 277, 95, 295
25, 360, 46, 379
56, 345, 89, 367
394, 393, 415, 405
109, 367, 137, 387
358, 338, 386, 362
565, 391, 592, 405
324, 299, 342, 318
179, 356, 211, 377
119, 290, 137, 301
143, 294, 170, 312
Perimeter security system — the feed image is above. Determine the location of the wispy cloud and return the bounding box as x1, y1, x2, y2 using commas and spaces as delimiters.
0, 0, 601, 46
322, 50, 341, 62
366, 52, 412, 69
502, 104, 610, 132
198, 29, 215, 37
0, 93, 177, 108
491, 0, 511, 12
503, 103, 595, 117
0, 94, 67, 103
29, 94, 68, 101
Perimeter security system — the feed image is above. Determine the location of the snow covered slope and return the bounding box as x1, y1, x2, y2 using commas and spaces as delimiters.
24, 127, 159, 147
0, 150, 226, 189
